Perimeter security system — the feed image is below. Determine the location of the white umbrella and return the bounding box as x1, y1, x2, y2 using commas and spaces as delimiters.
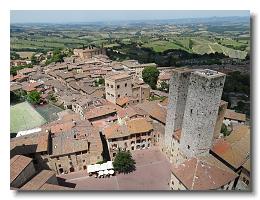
100, 163, 107, 171
109, 169, 114, 175
93, 164, 101, 172
98, 171, 104, 176
106, 161, 114, 169
87, 165, 95, 173
104, 170, 109, 175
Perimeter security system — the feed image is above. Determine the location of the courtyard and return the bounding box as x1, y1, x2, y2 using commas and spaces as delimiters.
58, 147, 171, 191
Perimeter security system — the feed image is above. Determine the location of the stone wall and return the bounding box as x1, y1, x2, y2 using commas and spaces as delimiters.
164, 70, 192, 155
180, 70, 226, 157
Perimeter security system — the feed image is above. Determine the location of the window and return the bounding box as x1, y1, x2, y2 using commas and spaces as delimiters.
113, 153, 116, 157
111, 85, 114, 88
187, 145, 190, 149
118, 94, 120, 98
117, 85, 120, 89
106, 83, 109, 87
125, 83, 127, 87
190, 109, 193, 114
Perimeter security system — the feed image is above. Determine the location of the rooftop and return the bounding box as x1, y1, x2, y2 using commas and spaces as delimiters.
106, 72, 131, 81
224, 109, 246, 122
171, 155, 238, 190
21, 170, 56, 190
103, 117, 153, 139
211, 125, 250, 169
10, 155, 33, 184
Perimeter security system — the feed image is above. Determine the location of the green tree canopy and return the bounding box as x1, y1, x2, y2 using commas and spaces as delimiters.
159, 81, 169, 93
27, 91, 41, 104
113, 150, 136, 174
142, 66, 160, 89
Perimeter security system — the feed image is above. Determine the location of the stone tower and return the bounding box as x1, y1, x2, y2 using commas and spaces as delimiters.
164, 68, 193, 155
179, 69, 226, 158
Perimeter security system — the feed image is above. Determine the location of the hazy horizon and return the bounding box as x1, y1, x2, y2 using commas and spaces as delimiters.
10, 10, 250, 24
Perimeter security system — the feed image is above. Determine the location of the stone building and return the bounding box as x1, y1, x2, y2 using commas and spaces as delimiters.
180, 70, 226, 158
73, 47, 106, 59
164, 68, 194, 156
164, 69, 226, 161
103, 117, 154, 159
105, 73, 133, 104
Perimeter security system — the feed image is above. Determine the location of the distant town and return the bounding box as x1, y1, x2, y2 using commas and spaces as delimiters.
10, 15, 250, 191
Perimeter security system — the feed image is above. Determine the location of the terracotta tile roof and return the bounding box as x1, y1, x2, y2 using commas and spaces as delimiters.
224, 109, 246, 122
106, 72, 131, 81
116, 96, 129, 106
51, 120, 102, 156
135, 101, 166, 124
22, 82, 43, 92
21, 170, 56, 190
127, 118, 153, 134
10, 155, 33, 184
211, 125, 250, 169
104, 118, 153, 139
10, 83, 22, 92
12, 74, 28, 82
18, 68, 36, 75
84, 104, 119, 120
171, 155, 238, 190
10, 131, 49, 154
56, 71, 74, 80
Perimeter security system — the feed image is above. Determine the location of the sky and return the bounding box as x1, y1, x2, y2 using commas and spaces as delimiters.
10, 10, 250, 24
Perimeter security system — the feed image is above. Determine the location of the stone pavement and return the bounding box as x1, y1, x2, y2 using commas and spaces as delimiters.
58, 147, 171, 191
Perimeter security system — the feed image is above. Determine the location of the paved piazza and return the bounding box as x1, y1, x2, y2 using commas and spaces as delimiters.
58, 147, 171, 190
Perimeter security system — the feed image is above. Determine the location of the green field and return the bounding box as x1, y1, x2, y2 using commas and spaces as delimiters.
142, 40, 187, 52
10, 102, 47, 133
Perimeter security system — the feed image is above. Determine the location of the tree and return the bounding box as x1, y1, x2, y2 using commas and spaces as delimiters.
27, 91, 41, 104
221, 123, 230, 137
31, 54, 39, 65
113, 150, 136, 174
159, 81, 169, 93
142, 66, 160, 89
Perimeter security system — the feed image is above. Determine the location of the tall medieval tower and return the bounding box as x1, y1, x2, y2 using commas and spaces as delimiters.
164, 69, 226, 161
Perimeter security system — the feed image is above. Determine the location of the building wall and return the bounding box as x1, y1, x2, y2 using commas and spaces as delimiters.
164, 70, 192, 155
11, 162, 36, 188
213, 101, 228, 139
107, 131, 156, 159
105, 77, 132, 104
180, 71, 226, 157
47, 150, 102, 175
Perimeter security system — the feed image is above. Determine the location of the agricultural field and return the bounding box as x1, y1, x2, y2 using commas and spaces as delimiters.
10, 102, 46, 133
142, 40, 187, 52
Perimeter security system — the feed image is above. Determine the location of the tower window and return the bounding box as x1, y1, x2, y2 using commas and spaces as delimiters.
187, 145, 190, 149
190, 109, 193, 114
